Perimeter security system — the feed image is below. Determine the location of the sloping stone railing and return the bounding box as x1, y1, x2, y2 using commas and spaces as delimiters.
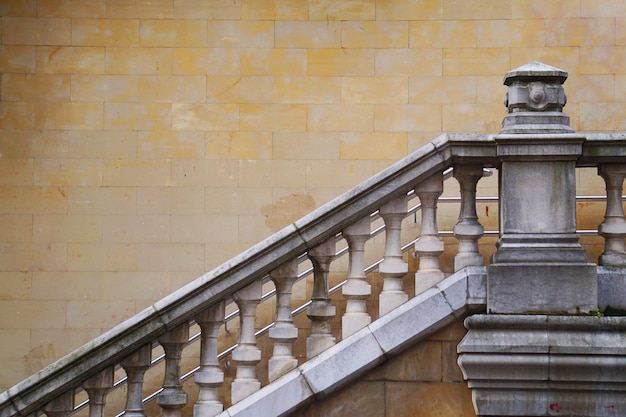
2, 130, 626, 417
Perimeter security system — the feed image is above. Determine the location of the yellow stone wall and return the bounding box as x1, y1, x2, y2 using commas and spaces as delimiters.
0, 0, 624, 395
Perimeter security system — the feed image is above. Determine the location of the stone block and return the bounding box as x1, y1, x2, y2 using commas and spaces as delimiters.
206, 21, 274, 48
106, 0, 173, 18
3, 17, 70, 45
135, 243, 205, 272
174, 48, 239, 76
375, 49, 442, 76
375, 104, 442, 132
241, 0, 307, 20
140, 19, 207, 47
275, 76, 341, 104
103, 159, 170, 186
71, 74, 138, 102
0, 45, 36, 73
308, 104, 373, 132
206, 76, 274, 103
443, 47, 510, 76
104, 103, 171, 131
310, 0, 375, 20
67, 243, 136, 272
71, 18, 139, 46
275, 21, 341, 48
38, 46, 104, 74
410, 20, 476, 48
240, 104, 307, 132
307, 49, 375, 76
241, 49, 307, 76
139, 75, 205, 103
0, 301, 66, 329
477, 19, 546, 47
273, 132, 339, 160
598, 266, 626, 313
385, 381, 477, 417
105, 47, 173, 75
2, 74, 69, 102
138, 130, 204, 159
290, 380, 384, 417
342, 76, 408, 104
0, 272, 32, 300
342, 21, 408, 48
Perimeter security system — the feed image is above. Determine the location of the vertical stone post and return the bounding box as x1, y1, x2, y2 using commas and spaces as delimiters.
120, 344, 151, 417
488, 61, 597, 314
341, 216, 372, 339
81, 367, 114, 417
414, 173, 445, 295
42, 390, 74, 417
194, 301, 225, 417
598, 164, 626, 265
268, 259, 299, 382
306, 237, 337, 359
378, 196, 409, 316
156, 323, 189, 417
453, 164, 485, 271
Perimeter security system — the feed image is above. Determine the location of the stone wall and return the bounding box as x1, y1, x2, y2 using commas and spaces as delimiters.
0, 0, 622, 393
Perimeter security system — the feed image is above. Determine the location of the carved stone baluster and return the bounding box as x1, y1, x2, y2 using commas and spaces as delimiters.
379, 196, 409, 316
194, 301, 225, 417
268, 259, 299, 382
453, 164, 485, 271
81, 366, 114, 417
120, 344, 151, 417
414, 172, 445, 294
306, 237, 337, 359
342, 217, 372, 339
598, 164, 626, 265
156, 323, 189, 417
231, 280, 262, 404
42, 390, 74, 417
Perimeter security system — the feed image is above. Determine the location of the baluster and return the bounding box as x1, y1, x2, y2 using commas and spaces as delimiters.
379, 196, 409, 316
453, 164, 485, 271
157, 323, 189, 417
414, 172, 444, 294
42, 390, 74, 417
598, 164, 626, 265
306, 237, 337, 359
194, 301, 225, 417
342, 217, 372, 338
120, 344, 151, 417
231, 280, 262, 404
81, 367, 114, 417
268, 259, 299, 382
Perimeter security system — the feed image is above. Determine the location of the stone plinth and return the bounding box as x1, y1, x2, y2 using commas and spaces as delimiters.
458, 314, 626, 417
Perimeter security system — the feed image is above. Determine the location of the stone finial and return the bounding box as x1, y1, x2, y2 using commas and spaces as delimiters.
501, 61, 573, 133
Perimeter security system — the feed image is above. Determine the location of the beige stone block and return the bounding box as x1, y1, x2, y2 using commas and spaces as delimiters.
38, 0, 105, 17
275, 76, 340, 104
206, 76, 274, 103
171, 215, 239, 243
0, 131, 68, 159
546, 18, 615, 46
342, 76, 408, 104
105, 47, 173, 75
618, 18, 626, 46
366, 340, 442, 382
34, 158, 103, 186
66, 299, 136, 328
410, 20, 476, 48
238, 214, 280, 242
268, 187, 318, 216
135, 243, 205, 272
173, 0, 241, 19
241, 48, 306, 76
68, 130, 137, 159
240, 104, 307, 131
67, 242, 135, 271
0, 1, 36, 16
477, 19, 546, 47
294, 380, 384, 417
34, 214, 102, 243
0, 243, 64, 272
567, 74, 614, 103
582, 0, 626, 17
101, 271, 170, 301
376, 0, 441, 20
239, 160, 306, 187
510, 46, 580, 74
174, 47, 240, 75
106, 0, 173, 18
170, 159, 239, 187
443, 47, 510, 76
615, 74, 626, 102
207, 21, 274, 48
172, 103, 239, 131
342, 21, 408, 48
376, 49, 442, 76
275, 21, 341, 48
340, 132, 407, 160
0, 300, 66, 328
0, 358, 28, 392
408, 132, 440, 152
30, 328, 102, 363
512, 0, 580, 18
71, 74, 139, 102
137, 186, 205, 214
386, 381, 477, 417
309, 0, 375, 20
273, 132, 340, 160
241, 0, 307, 20
306, 160, 374, 188
139, 19, 207, 47
443, 0, 511, 19
3, 17, 70, 45
580, 102, 626, 131
307, 104, 374, 132
103, 215, 170, 243
579, 46, 626, 74
104, 103, 171, 131
31, 271, 101, 300
0, 329, 30, 357
0, 45, 36, 72
67, 186, 136, 215
0, 102, 104, 130
476, 75, 505, 104
138, 131, 204, 159
443, 103, 504, 133
205, 187, 273, 215
375, 104, 441, 132
206, 131, 272, 159
0, 272, 32, 300
410, 76, 476, 104
72, 18, 138, 46
38, 46, 105, 74
0, 215, 32, 243
0, 159, 33, 186
308, 48, 375, 76
0, 186, 68, 215
2, 74, 70, 102
103, 159, 170, 186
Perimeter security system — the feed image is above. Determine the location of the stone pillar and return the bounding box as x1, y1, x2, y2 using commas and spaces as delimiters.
598, 164, 626, 265
81, 367, 114, 417
488, 61, 597, 314
194, 301, 225, 417
120, 344, 152, 417
42, 390, 74, 417
156, 323, 189, 417
453, 164, 485, 271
